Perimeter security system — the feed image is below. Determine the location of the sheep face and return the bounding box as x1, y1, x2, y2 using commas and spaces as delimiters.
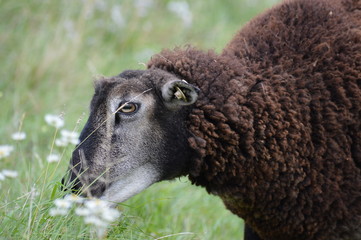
63, 69, 199, 203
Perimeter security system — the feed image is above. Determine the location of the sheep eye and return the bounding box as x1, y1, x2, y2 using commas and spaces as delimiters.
119, 102, 138, 114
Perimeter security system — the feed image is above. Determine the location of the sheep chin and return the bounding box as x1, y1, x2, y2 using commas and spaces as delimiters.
100, 164, 160, 204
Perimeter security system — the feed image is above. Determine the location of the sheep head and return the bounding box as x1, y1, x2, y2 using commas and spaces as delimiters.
62, 69, 199, 203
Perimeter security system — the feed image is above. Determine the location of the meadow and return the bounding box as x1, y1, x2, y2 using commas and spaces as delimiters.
1, 0, 279, 239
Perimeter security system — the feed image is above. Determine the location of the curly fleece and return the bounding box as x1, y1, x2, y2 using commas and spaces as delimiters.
148, 0, 361, 239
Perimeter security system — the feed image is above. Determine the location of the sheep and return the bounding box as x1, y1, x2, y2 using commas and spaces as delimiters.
63, 0, 361, 239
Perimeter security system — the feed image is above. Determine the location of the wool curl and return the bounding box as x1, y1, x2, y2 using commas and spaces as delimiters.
148, 0, 361, 239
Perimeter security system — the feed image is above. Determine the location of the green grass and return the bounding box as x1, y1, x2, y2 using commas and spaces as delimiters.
0, 0, 279, 239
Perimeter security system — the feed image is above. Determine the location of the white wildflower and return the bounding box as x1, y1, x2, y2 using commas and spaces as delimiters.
49, 198, 73, 216
30, 187, 40, 199
11, 132, 26, 141
44, 114, 64, 128
49, 207, 69, 216
84, 215, 108, 228
111, 5, 125, 27
85, 199, 109, 211
60, 130, 80, 145
2, 169, 18, 178
54, 198, 73, 209
84, 198, 121, 222
64, 194, 85, 204
47, 153, 61, 163
80, 199, 121, 238
55, 138, 68, 147
0, 145, 14, 159
101, 207, 121, 222
55, 130, 79, 147
167, 1, 193, 27
75, 207, 91, 216
0, 172, 5, 181
50, 196, 121, 239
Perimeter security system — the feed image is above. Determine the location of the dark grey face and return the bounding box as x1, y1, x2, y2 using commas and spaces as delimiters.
63, 69, 199, 203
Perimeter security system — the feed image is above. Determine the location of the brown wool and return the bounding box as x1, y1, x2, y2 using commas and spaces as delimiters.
148, 0, 361, 239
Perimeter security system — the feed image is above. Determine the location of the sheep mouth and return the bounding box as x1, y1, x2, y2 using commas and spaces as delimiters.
84, 182, 108, 198
62, 172, 111, 199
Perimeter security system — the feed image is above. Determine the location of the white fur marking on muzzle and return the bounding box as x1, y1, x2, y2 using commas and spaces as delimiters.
100, 164, 160, 204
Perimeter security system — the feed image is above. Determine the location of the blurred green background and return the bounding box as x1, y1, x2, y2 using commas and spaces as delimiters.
0, 0, 279, 239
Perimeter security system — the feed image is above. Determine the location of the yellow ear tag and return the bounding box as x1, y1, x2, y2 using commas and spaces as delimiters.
174, 86, 187, 102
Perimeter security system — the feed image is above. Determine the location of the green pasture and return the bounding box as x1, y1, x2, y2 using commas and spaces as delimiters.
0, 0, 279, 239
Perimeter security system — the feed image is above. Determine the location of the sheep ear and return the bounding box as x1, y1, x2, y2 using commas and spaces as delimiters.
161, 80, 199, 108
